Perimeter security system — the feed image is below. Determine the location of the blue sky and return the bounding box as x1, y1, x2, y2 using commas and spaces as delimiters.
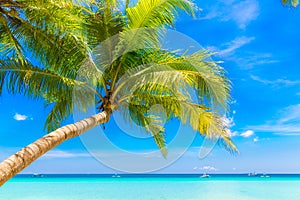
1, 0, 300, 174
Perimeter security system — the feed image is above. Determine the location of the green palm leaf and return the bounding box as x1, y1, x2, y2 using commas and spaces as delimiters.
282, 0, 299, 7
0, 59, 101, 130
127, 0, 194, 29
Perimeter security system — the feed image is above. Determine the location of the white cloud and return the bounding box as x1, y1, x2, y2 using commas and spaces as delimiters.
248, 104, 300, 135
218, 36, 255, 56
209, 37, 278, 69
43, 150, 91, 159
250, 75, 300, 87
0, 148, 75, 160
240, 130, 254, 137
13, 113, 28, 121
229, 131, 239, 137
208, 36, 278, 70
230, 99, 237, 105
234, 53, 278, 69
200, 165, 218, 171
200, 0, 259, 29
222, 116, 238, 137
223, 116, 235, 128
227, 0, 260, 29
199, 1, 279, 70
208, 37, 278, 70
221, 50, 278, 70
253, 137, 259, 142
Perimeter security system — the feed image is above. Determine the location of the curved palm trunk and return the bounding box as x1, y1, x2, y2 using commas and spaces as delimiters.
0, 111, 109, 186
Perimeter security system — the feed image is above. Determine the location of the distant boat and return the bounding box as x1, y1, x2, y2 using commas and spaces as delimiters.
32, 173, 43, 178
200, 173, 210, 178
248, 172, 258, 177
260, 174, 270, 178
112, 174, 121, 178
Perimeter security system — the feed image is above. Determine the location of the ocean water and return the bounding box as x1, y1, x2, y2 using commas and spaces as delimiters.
1, 174, 300, 200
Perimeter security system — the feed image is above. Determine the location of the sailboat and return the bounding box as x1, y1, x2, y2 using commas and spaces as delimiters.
260, 173, 270, 178
248, 172, 257, 177
112, 173, 121, 178
32, 173, 43, 178
200, 173, 210, 178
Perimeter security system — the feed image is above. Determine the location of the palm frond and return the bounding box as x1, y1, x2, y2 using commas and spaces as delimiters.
152, 130, 167, 157
44, 93, 72, 132
0, 14, 24, 58
127, 0, 194, 29
119, 99, 168, 157
117, 80, 236, 153
0, 59, 100, 130
120, 83, 184, 118
22, 0, 87, 71
1, 0, 88, 73
180, 101, 237, 152
113, 49, 230, 111
112, 48, 235, 152
83, 1, 125, 47
282, 0, 299, 7
124, 0, 194, 48
0, 59, 75, 96
108, 0, 195, 87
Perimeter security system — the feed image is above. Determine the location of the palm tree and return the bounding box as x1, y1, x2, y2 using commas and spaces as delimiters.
0, 0, 237, 186
282, 0, 299, 7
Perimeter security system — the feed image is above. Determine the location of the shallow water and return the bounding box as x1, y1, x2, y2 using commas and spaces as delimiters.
1, 175, 300, 200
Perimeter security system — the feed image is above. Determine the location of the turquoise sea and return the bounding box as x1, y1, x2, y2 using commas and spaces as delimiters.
1, 174, 300, 200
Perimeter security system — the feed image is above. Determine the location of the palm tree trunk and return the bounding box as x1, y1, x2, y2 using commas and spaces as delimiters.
0, 111, 109, 187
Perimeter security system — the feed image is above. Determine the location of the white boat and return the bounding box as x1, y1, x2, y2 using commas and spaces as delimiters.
248, 172, 257, 177
260, 174, 270, 178
200, 173, 210, 178
32, 173, 43, 178
112, 174, 121, 178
